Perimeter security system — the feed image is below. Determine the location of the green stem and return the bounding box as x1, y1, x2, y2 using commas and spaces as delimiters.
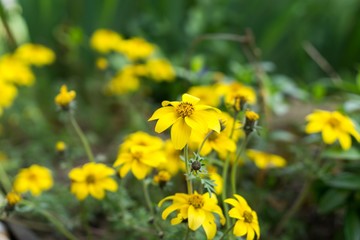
0, 1, 17, 49
0, 162, 12, 193
230, 136, 249, 195
221, 153, 231, 229
22, 200, 77, 240
184, 226, 190, 240
69, 112, 95, 162
184, 144, 193, 194
197, 130, 213, 154
219, 222, 236, 240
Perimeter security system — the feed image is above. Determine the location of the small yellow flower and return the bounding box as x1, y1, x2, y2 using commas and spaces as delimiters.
6, 191, 21, 206
187, 85, 221, 107
0, 54, 35, 86
120, 131, 164, 152
55, 85, 76, 108
13, 165, 53, 196
225, 194, 260, 240
105, 66, 140, 95
90, 29, 122, 53
305, 110, 360, 150
244, 110, 259, 136
55, 141, 66, 152
15, 43, 55, 66
69, 162, 118, 200
145, 58, 175, 82
246, 149, 286, 169
219, 82, 256, 112
96, 57, 108, 70
149, 93, 221, 149
153, 170, 171, 187
159, 191, 225, 239
116, 37, 155, 61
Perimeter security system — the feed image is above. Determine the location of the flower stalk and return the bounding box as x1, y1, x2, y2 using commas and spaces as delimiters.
184, 144, 193, 194
231, 136, 249, 195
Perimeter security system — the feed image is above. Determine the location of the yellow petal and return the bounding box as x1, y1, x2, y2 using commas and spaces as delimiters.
148, 106, 174, 121
89, 184, 105, 199
185, 114, 209, 133
119, 162, 131, 178
188, 206, 205, 230
68, 168, 86, 181
233, 220, 247, 237
182, 93, 200, 104
246, 226, 255, 240
322, 125, 337, 144
338, 131, 351, 150
131, 161, 148, 180
171, 119, 191, 149
305, 122, 323, 133
202, 213, 217, 240
101, 178, 118, 192
162, 203, 184, 220
71, 182, 89, 200
154, 113, 179, 133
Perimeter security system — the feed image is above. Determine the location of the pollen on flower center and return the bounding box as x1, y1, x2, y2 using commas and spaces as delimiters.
86, 174, 96, 184
176, 102, 194, 118
188, 194, 204, 209
328, 117, 340, 128
243, 210, 253, 223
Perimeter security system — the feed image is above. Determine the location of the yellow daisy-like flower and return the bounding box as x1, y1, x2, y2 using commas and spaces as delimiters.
246, 149, 286, 169
225, 194, 260, 240
187, 85, 221, 107
149, 94, 221, 150
0, 54, 35, 86
114, 146, 165, 180
116, 37, 155, 61
159, 191, 225, 239
305, 110, 360, 150
90, 29, 123, 53
15, 43, 55, 66
153, 170, 171, 187
13, 165, 53, 196
120, 131, 164, 152
55, 85, 76, 108
145, 58, 175, 82
6, 191, 22, 206
220, 82, 256, 112
105, 66, 140, 95
68, 162, 118, 200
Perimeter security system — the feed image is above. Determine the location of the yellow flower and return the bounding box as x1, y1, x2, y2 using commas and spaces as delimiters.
6, 191, 21, 206
119, 131, 164, 152
225, 194, 260, 240
305, 110, 360, 150
96, 57, 108, 70
69, 162, 118, 200
153, 170, 171, 186
145, 58, 175, 82
157, 140, 182, 175
55, 85, 76, 108
13, 165, 53, 196
220, 82, 256, 112
90, 29, 122, 53
159, 191, 225, 239
0, 80, 18, 112
244, 110, 259, 136
246, 149, 286, 169
15, 43, 55, 66
116, 37, 155, 61
149, 93, 221, 149
105, 66, 140, 95
55, 141, 66, 152
207, 166, 223, 195
187, 85, 221, 107
0, 54, 35, 86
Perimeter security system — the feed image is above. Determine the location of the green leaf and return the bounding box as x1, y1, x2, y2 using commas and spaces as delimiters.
318, 189, 350, 214
324, 173, 360, 190
322, 148, 360, 161
344, 207, 360, 240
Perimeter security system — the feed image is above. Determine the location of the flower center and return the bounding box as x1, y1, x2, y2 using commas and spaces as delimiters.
86, 174, 96, 184
243, 210, 253, 223
176, 102, 194, 118
28, 173, 37, 181
132, 151, 143, 161
188, 194, 204, 209
328, 117, 340, 128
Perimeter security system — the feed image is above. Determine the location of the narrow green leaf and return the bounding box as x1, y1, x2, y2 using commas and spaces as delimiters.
344, 207, 360, 240
318, 189, 350, 214
324, 173, 360, 190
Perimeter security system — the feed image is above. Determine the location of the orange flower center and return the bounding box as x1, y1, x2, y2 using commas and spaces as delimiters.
86, 174, 96, 184
328, 117, 340, 128
188, 194, 204, 209
176, 102, 194, 118
243, 210, 253, 223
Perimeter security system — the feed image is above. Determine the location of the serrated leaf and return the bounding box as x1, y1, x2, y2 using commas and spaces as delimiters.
324, 173, 360, 190
318, 189, 350, 214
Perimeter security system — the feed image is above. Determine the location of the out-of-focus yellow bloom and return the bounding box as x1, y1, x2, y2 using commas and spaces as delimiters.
69, 162, 118, 200
145, 58, 175, 82
149, 94, 221, 150
207, 166, 223, 195
159, 191, 225, 239
55, 141, 66, 152
225, 194, 260, 240
153, 170, 171, 185
55, 85, 76, 108
187, 85, 220, 107
13, 165, 53, 196
246, 149, 286, 169
15, 43, 55, 66
120, 131, 164, 152
90, 29, 122, 53
96, 57, 108, 70
305, 110, 360, 150
116, 37, 155, 61
244, 110, 259, 136
0, 80, 18, 115
219, 112, 243, 142
6, 191, 21, 206
105, 66, 140, 95
0, 54, 35, 86
157, 140, 182, 176
217, 82, 256, 112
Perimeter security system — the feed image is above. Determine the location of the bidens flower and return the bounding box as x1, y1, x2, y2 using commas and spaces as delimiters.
158, 192, 225, 239
149, 94, 221, 149
90, 29, 122, 53
6, 191, 21, 206
305, 110, 360, 150
55, 85, 76, 109
69, 162, 118, 200
247, 149, 286, 169
225, 194, 260, 240
13, 165, 53, 196
15, 43, 55, 66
